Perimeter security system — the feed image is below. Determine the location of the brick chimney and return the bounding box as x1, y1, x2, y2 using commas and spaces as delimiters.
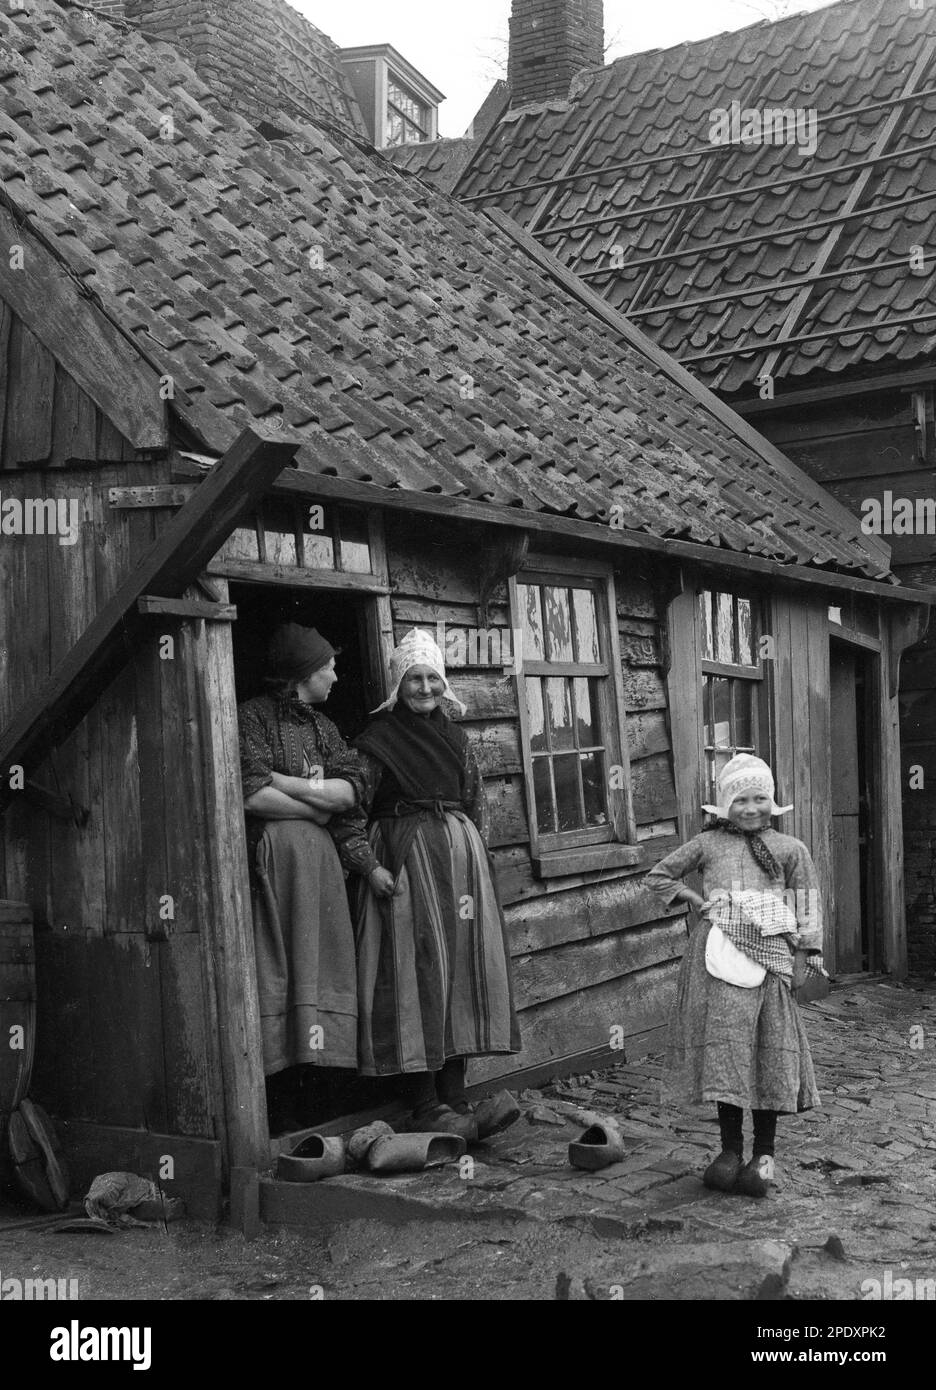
508, 0, 604, 107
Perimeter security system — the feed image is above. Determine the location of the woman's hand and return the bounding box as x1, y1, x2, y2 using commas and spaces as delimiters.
681, 889, 713, 917
368, 866, 401, 899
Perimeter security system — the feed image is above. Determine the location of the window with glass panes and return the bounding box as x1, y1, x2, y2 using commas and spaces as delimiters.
514, 572, 630, 852
386, 77, 430, 145
699, 591, 768, 801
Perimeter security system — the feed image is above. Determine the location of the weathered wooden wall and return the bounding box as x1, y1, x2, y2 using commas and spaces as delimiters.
757, 393, 926, 972
383, 515, 687, 1083
0, 315, 222, 1145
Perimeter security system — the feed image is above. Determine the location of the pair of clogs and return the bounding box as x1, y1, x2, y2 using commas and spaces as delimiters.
403, 1091, 521, 1145
703, 1149, 775, 1198
275, 1120, 466, 1182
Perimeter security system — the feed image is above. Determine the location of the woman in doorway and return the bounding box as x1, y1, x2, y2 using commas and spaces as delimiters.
338, 629, 521, 1142
239, 623, 365, 1133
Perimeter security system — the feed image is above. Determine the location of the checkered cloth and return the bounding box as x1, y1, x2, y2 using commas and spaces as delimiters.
709, 891, 827, 982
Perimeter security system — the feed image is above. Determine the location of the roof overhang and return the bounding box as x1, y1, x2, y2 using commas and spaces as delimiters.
173, 453, 934, 607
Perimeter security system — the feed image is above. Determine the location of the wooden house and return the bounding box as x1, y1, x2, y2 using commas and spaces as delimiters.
436, 0, 936, 977
0, 0, 927, 1220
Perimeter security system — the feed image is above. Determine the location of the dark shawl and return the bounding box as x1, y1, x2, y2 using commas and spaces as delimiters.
354, 705, 471, 874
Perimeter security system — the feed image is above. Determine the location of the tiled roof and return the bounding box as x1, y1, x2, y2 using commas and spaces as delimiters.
386, 137, 479, 195
0, 0, 891, 579
455, 0, 936, 396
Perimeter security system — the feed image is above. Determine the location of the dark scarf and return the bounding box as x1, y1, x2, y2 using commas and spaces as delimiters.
354, 703, 468, 813
704, 818, 782, 880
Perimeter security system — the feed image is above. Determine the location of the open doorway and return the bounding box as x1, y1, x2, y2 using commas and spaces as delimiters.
829, 639, 876, 974
229, 583, 374, 739
229, 582, 401, 1127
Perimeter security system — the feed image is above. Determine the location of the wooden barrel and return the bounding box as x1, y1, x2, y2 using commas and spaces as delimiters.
0, 901, 35, 1175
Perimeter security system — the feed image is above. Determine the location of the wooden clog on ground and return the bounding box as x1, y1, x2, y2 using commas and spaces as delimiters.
568, 1119, 626, 1171
276, 1133, 346, 1182
364, 1132, 466, 1174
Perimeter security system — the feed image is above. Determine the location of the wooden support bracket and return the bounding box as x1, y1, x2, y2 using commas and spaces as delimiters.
888, 602, 931, 698
138, 596, 237, 621
477, 527, 529, 628
108, 485, 197, 509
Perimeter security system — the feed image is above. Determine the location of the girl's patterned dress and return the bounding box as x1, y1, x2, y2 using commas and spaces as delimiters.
645, 827, 822, 1114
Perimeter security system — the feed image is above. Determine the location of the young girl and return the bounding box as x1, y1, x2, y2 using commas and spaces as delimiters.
645, 754, 824, 1197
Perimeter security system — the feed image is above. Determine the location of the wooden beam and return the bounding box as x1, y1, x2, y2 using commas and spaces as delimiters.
546, 136, 936, 241
484, 204, 895, 578
756, 37, 936, 386
174, 455, 935, 605
0, 430, 296, 806
109, 486, 197, 509
682, 308, 936, 365
194, 582, 271, 1184
734, 364, 936, 415
462, 81, 936, 207
0, 202, 167, 452
580, 187, 936, 281
138, 596, 237, 621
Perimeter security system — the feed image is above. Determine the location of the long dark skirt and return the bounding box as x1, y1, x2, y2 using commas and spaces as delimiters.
252, 820, 358, 1075
354, 810, 521, 1076
662, 914, 821, 1114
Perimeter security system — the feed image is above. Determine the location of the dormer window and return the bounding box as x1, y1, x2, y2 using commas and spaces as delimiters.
340, 44, 444, 150
387, 76, 430, 146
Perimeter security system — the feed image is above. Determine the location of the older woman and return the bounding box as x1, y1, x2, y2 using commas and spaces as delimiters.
338, 629, 521, 1142
238, 623, 365, 1133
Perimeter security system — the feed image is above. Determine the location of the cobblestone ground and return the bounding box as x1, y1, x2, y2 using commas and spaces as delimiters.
1, 980, 935, 1300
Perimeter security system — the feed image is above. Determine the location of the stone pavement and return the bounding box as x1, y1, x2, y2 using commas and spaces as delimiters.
264, 980, 936, 1298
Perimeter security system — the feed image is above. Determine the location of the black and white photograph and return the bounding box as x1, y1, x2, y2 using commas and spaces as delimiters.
0, 0, 934, 1343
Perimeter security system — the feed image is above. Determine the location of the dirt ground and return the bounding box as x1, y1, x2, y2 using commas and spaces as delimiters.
2, 979, 936, 1301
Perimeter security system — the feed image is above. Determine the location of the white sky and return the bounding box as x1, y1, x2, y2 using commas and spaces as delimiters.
300, 0, 841, 137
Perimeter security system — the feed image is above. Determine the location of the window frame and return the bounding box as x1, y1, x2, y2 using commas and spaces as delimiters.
386, 75, 430, 145
509, 555, 638, 878
698, 587, 772, 804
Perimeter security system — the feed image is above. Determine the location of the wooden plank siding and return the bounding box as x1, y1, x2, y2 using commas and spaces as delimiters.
384, 516, 685, 1078
756, 393, 919, 974
769, 591, 835, 966
0, 319, 225, 1156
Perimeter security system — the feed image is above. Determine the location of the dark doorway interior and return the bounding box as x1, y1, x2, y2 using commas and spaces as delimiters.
229, 583, 372, 739
230, 582, 400, 1127
829, 640, 874, 973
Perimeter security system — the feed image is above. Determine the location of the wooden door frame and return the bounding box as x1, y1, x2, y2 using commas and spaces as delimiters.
203, 510, 394, 1200
828, 632, 881, 975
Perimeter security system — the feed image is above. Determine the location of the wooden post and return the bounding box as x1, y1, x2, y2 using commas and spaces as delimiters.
195, 586, 271, 1194
665, 585, 702, 848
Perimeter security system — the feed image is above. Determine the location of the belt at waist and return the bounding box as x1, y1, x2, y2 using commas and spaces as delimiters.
373, 797, 464, 820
